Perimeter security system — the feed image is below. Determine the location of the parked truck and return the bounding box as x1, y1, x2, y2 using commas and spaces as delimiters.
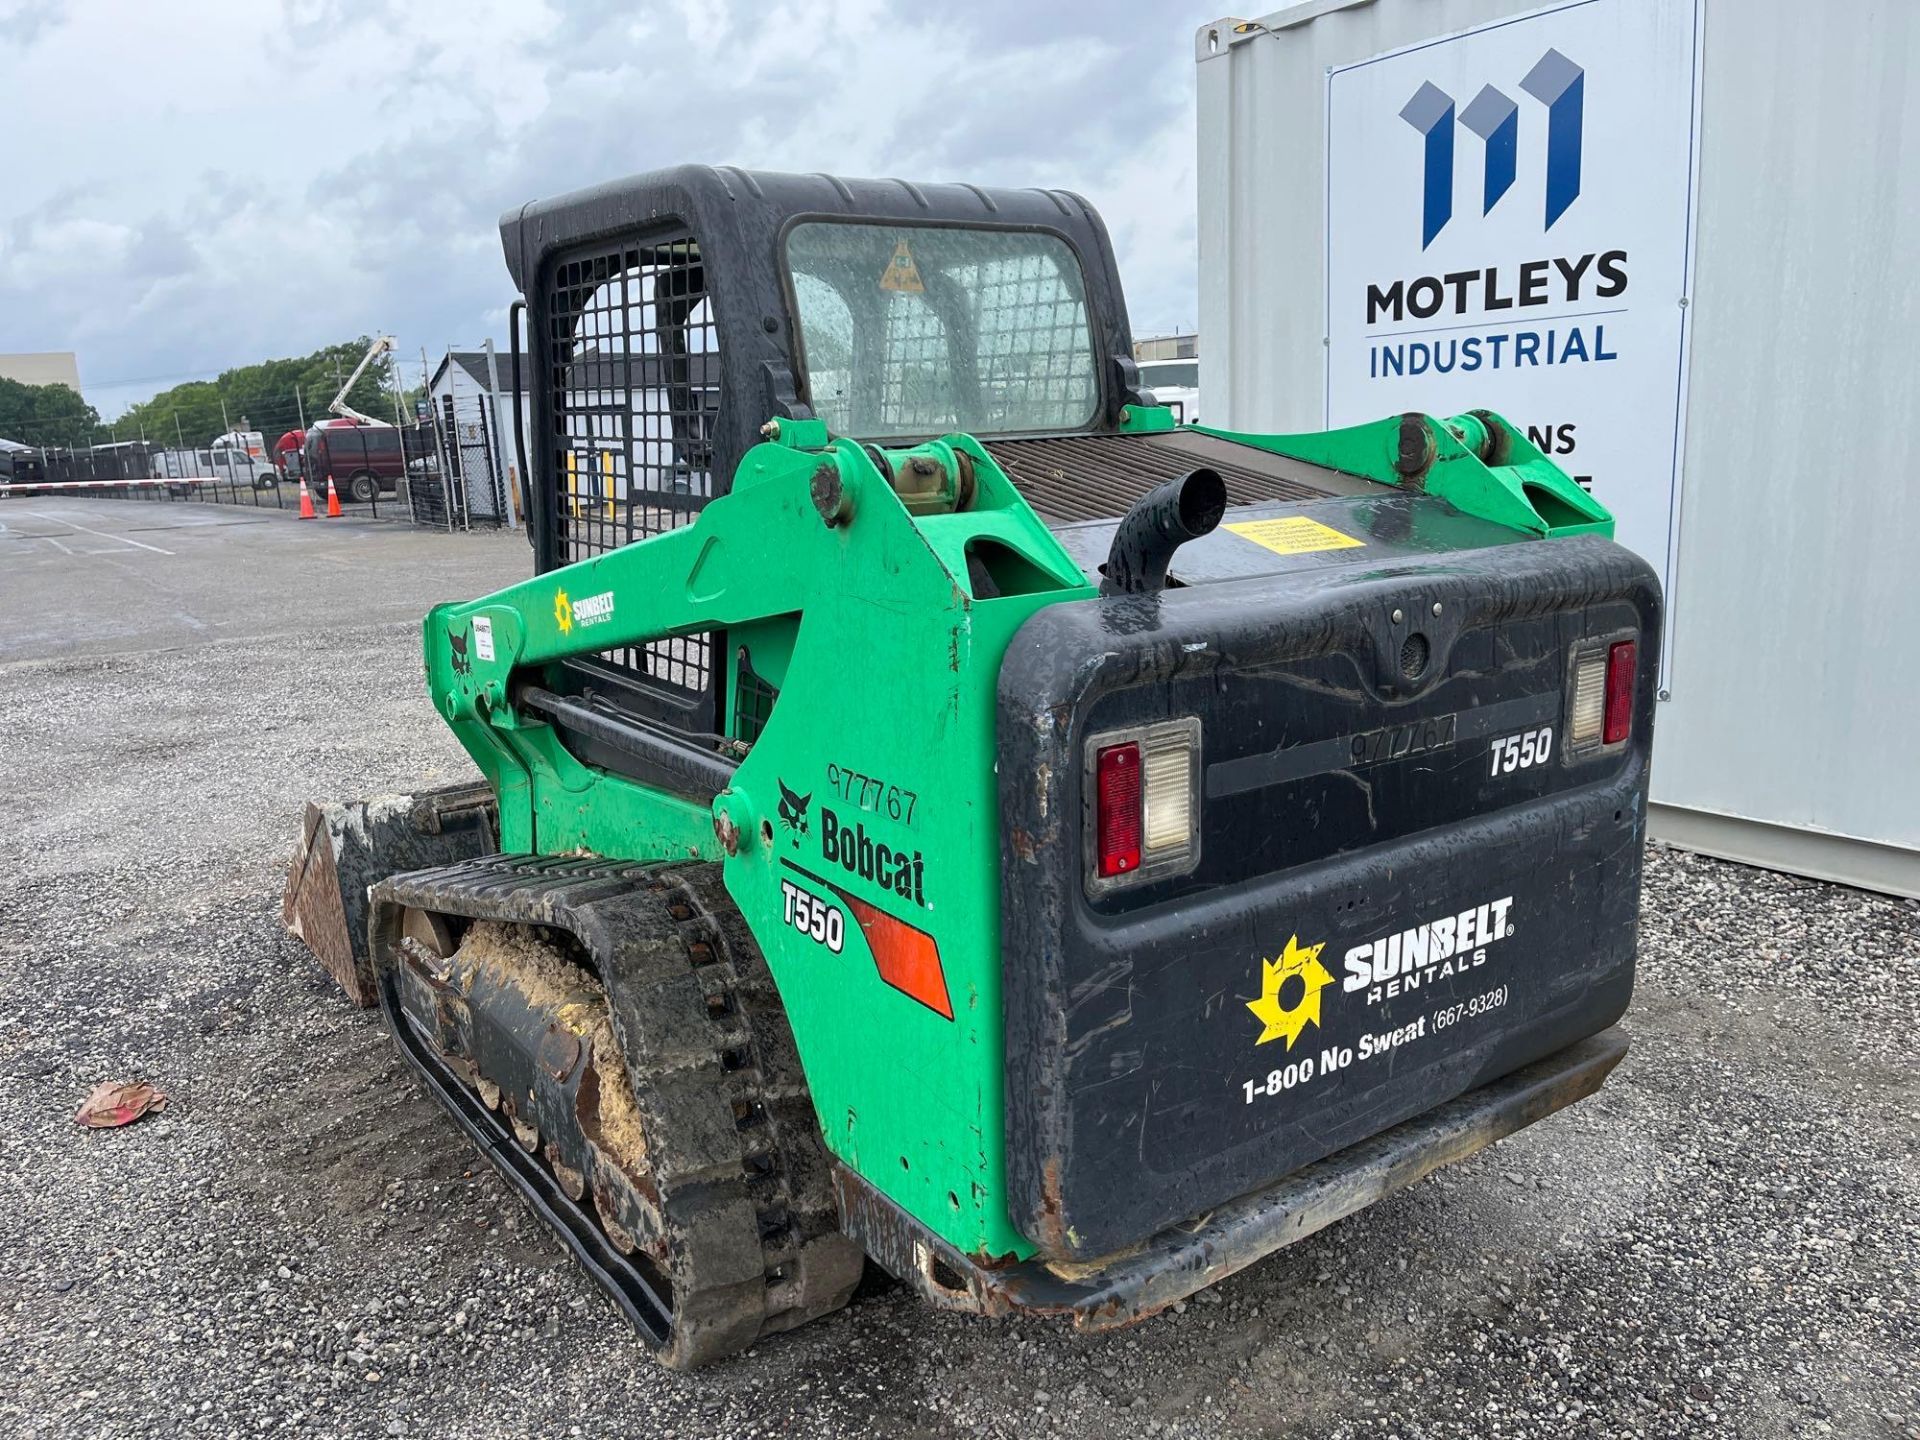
303, 419, 409, 502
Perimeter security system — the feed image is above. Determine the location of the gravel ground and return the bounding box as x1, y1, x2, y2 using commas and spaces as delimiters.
2, 500, 1916, 1440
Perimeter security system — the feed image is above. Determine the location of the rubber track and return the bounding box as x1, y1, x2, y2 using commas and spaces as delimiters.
367, 853, 862, 1368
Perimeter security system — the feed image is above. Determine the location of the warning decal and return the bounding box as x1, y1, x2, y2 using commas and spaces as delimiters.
1224, 516, 1365, 556
879, 239, 925, 294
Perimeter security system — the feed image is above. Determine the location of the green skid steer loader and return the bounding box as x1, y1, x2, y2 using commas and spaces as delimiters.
283, 165, 1658, 1368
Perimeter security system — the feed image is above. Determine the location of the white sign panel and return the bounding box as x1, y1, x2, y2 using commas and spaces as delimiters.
1325, 0, 1701, 686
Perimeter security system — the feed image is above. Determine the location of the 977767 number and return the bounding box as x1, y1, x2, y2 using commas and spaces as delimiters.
826, 763, 919, 825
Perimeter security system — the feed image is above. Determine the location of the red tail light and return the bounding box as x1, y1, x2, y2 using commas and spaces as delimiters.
1095, 742, 1142, 877
1604, 640, 1637, 745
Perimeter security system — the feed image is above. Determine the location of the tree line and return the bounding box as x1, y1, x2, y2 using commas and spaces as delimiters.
0, 338, 423, 451
0, 378, 99, 446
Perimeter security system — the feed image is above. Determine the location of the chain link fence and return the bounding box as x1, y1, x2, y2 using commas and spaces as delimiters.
2, 394, 519, 533
418, 391, 512, 530
0, 441, 298, 508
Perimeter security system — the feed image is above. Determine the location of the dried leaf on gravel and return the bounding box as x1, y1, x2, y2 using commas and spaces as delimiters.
73, 1081, 168, 1129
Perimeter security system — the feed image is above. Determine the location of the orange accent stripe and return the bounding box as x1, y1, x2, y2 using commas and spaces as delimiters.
838, 892, 953, 1021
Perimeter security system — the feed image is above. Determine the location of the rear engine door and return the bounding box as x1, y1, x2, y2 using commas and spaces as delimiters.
997, 531, 1659, 1260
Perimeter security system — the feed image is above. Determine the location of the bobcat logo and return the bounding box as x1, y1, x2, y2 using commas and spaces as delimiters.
776, 778, 811, 845
449, 627, 471, 677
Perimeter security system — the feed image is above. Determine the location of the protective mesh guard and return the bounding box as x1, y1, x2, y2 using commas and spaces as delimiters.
546, 237, 717, 696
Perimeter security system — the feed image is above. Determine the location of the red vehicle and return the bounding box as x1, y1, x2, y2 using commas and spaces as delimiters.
304, 420, 408, 502
275, 429, 306, 482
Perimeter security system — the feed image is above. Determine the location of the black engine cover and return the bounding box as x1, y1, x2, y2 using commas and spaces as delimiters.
997, 529, 1659, 1260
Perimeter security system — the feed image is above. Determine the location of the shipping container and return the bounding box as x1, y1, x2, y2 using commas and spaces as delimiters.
1197, 0, 1919, 896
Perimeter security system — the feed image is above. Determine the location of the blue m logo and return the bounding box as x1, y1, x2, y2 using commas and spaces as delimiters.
1401, 49, 1585, 249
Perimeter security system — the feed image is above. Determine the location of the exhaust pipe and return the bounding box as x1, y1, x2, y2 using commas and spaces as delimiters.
1100, 467, 1227, 596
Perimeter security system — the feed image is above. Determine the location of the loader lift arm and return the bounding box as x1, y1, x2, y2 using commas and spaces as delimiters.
409, 414, 1102, 1280
424, 422, 1089, 860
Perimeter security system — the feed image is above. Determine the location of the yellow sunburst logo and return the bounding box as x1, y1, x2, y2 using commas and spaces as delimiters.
1247, 934, 1334, 1049
554, 588, 573, 635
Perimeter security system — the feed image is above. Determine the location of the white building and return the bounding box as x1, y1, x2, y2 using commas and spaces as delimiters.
428, 349, 529, 432
0, 352, 81, 391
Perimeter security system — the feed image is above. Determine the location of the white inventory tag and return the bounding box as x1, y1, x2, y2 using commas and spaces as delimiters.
472, 615, 495, 662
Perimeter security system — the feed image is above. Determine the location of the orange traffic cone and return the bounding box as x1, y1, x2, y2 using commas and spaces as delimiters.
325, 475, 343, 518
297, 478, 316, 519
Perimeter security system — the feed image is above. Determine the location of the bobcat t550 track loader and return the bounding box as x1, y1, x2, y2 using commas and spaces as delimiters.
284, 166, 1658, 1368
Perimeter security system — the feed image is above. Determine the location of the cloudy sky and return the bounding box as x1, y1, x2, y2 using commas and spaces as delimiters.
0, 0, 1228, 418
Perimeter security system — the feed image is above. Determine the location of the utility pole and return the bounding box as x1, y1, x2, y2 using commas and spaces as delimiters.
295, 383, 306, 430
424, 346, 455, 530
482, 337, 517, 529
388, 349, 408, 433
174, 413, 193, 475
219, 396, 231, 439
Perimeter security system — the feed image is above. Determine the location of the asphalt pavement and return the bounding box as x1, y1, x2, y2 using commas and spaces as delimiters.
1, 497, 1914, 1439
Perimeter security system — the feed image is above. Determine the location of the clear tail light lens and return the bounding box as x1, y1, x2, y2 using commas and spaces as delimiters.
1604, 640, 1637, 745
1142, 728, 1194, 853
1570, 651, 1607, 746
1089, 719, 1201, 891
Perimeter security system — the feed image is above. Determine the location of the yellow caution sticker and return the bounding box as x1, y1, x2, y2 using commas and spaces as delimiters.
879, 238, 925, 294
1224, 515, 1364, 556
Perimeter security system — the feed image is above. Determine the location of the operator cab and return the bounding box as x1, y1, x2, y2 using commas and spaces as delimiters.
503, 165, 1325, 742
502, 167, 1141, 741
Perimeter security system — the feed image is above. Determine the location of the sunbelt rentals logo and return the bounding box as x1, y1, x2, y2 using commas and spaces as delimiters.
1237, 894, 1521, 1106
1344, 896, 1515, 1006
1247, 935, 1335, 1050
553, 587, 615, 636
1243, 894, 1519, 1048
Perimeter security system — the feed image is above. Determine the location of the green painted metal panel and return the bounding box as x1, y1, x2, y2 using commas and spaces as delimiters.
413, 412, 1611, 1259
423, 430, 1090, 1258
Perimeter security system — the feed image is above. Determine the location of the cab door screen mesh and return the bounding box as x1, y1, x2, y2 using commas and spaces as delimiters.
546, 237, 718, 697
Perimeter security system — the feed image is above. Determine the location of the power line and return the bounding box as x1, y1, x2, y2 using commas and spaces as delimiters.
80, 338, 409, 393
1, 394, 330, 440
5, 388, 425, 445
10, 391, 425, 438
